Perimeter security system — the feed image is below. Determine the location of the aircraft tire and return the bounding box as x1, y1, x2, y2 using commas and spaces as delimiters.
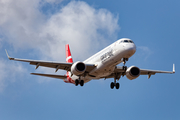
116, 83, 120, 89
80, 80, 84, 86
110, 82, 114, 89
75, 80, 79, 86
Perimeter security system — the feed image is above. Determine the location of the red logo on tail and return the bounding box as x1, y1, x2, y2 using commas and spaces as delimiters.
66, 44, 73, 63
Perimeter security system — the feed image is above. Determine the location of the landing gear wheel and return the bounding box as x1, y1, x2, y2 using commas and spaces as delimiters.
115, 83, 120, 89
110, 82, 114, 89
75, 80, 79, 86
80, 80, 84, 86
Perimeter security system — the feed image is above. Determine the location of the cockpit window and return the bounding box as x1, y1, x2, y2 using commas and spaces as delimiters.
119, 40, 134, 43
129, 40, 134, 43
124, 40, 129, 43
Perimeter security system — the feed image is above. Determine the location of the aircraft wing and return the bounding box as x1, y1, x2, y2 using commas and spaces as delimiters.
139, 64, 175, 78
6, 50, 96, 72
31, 73, 67, 79
9, 57, 72, 71
140, 67, 175, 75
105, 64, 175, 79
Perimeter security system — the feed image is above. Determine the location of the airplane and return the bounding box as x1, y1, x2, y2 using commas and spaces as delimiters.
5, 38, 175, 89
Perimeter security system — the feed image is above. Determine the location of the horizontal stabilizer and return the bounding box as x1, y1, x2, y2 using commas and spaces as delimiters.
31, 73, 67, 79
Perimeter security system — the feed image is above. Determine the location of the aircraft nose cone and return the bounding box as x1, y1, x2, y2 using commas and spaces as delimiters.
131, 44, 136, 53
128, 44, 136, 53
125, 44, 136, 56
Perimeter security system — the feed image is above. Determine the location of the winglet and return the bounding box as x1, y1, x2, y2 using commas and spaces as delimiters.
173, 64, 175, 73
5, 49, 14, 60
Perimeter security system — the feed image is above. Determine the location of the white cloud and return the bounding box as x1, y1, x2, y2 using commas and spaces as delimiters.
0, 0, 120, 90
0, 0, 119, 60
39, 1, 119, 61
0, 59, 27, 93
0, 0, 45, 48
137, 46, 153, 61
43, 0, 63, 4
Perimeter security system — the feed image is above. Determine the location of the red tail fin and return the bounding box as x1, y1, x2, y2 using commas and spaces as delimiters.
66, 44, 73, 63
65, 44, 74, 84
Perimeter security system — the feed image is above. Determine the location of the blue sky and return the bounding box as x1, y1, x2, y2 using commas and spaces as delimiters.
0, 0, 179, 120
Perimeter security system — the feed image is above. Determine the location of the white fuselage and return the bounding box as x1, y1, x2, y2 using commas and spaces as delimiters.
70, 38, 136, 83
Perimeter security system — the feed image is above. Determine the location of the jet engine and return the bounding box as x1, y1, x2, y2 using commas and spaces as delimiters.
126, 66, 140, 80
71, 61, 86, 76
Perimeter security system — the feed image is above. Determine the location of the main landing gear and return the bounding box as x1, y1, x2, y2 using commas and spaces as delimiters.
75, 79, 84, 86
111, 73, 121, 89
110, 82, 120, 89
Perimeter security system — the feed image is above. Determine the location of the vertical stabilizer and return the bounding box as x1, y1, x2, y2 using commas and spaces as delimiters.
66, 44, 73, 63
65, 44, 74, 83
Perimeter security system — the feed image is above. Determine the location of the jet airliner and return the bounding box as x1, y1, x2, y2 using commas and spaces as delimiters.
6, 38, 175, 89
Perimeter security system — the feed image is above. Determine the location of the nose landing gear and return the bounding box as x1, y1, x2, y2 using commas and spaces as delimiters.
122, 58, 128, 71
123, 58, 128, 69
123, 58, 128, 65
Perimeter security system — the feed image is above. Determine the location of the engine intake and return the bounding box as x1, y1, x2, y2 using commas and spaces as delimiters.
126, 66, 140, 80
71, 61, 86, 76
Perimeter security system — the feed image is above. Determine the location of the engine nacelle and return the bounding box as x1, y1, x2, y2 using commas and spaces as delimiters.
71, 61, 86, 76
126, 66, 140, 80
